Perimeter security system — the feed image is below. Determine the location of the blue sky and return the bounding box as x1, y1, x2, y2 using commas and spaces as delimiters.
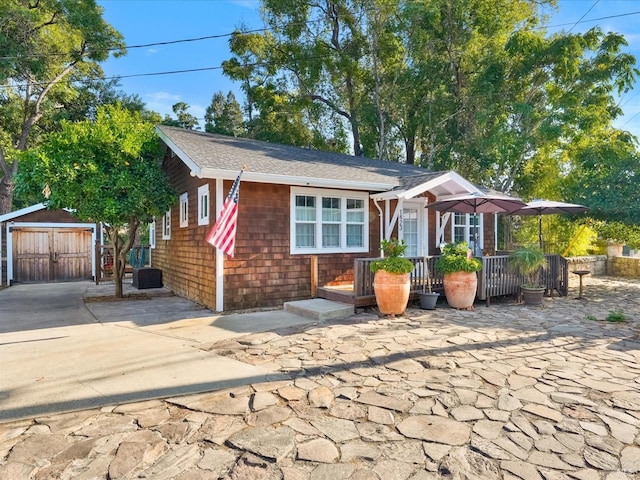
97, 0, 640, 139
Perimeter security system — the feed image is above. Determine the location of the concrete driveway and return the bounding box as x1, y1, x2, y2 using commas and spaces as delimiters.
0, 281, 314, 422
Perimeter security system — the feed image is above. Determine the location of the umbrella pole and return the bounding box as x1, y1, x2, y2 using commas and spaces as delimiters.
473, 211, 482, 257
538, 215, 543, 251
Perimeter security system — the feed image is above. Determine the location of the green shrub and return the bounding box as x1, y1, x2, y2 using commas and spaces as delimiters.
370, 238, 415, 274
509, 245, 546, 287
606, 310, 626, 322
435, 242, 482, 274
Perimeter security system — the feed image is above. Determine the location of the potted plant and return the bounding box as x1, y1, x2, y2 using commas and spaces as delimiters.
370, 238, 415, 316
418, 257, 439, 309
435, 242, 482, 310
509, 245, 547, 305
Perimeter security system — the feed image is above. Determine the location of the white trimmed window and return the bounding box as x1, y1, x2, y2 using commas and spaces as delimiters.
149, 221, 156, 249
453, 212, 482, 248
291, 187, 368, 254
179, 192, 188, 227
198, 184, 210, 226
162, 210, 171, 239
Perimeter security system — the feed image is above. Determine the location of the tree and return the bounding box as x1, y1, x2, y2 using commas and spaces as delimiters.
52, 77, 146, 124
0, 0, 125, 214
204, 91, 244, 136
161, 102, 199, 130
223, 0, 638, 199
223, 29, 336, 148
224, 3, 373, 155
16, 105, 176, 298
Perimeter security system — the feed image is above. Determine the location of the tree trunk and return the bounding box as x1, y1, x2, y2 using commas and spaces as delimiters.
405, 138, 416, 166
110, 230, 125, 299
0, 177, 14, 215
108, 218, 141, 298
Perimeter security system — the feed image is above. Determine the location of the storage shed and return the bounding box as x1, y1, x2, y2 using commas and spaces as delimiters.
0, 204, 97, 285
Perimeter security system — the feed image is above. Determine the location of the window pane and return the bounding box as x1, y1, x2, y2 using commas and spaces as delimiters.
296, 223, 315, 248
346, 224, 363, 247
403, 208, 418, 257
322, 224, 340, 247
322, 197, 341, 222
201, 195, 208, 218
296, 195, 316, 221
346, 198, 364, 222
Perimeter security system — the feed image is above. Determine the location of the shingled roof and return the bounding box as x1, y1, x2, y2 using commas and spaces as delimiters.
157, 125, 438, 192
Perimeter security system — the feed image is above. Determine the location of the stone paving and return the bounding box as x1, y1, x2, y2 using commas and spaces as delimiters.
2, 276, 640, 479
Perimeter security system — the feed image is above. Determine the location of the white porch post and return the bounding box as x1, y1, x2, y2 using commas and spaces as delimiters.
422, 205, 429, 256
436, 212, 451, 247
215, 178, 224, 312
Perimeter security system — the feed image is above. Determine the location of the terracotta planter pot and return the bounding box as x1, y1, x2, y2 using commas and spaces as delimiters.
373, 270, 411, 315
443, 271, 477, 309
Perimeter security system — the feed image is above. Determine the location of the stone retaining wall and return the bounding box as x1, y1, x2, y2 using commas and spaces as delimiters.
566, 256, 606, 286
564, 255, 640, 285
607, 256, 640, 278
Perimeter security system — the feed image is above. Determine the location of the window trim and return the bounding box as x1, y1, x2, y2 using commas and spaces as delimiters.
451, 212, 483, 248
290, 187, 369, 255
198, 184, 210, 226
179, 192, 188, 228
149, 220, 156, 249
162, 210, 171, 240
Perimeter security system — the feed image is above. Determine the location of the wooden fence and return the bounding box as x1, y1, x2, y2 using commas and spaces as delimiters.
352, 254, 567, 306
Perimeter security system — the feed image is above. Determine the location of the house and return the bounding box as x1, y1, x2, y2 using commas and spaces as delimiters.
153, 125, 501, 312
0, 204, 98, 286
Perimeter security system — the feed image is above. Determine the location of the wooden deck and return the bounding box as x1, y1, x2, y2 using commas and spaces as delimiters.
316, 254, 568, 307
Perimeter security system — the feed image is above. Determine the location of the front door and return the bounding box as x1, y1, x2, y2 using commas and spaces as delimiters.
401, 202, 425, 257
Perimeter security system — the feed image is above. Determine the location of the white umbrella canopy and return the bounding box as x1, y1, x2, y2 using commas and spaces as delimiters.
510, 199, 589, 216
510, 199, 589, 250
427, 191, 526, 255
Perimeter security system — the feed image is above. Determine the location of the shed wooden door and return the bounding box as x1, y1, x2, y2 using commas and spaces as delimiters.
12, 227, 92, 283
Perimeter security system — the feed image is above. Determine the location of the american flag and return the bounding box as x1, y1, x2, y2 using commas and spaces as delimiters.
206, 169, 243, 257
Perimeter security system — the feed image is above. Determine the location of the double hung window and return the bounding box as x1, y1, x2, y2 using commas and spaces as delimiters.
291, 187, 368, 254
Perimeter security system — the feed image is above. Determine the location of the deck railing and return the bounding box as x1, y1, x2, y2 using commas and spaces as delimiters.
354, 254, 567, 304
354, 256, 444, 298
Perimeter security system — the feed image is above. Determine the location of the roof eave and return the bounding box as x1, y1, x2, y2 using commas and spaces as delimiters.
200, 168, 395, 191
156, 126, 202, 177
0, 203, 46, 222
370, 171, 478, 201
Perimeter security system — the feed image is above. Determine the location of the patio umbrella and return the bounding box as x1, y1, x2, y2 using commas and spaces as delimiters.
427, 191, 526, 256
510, 199, 589, 250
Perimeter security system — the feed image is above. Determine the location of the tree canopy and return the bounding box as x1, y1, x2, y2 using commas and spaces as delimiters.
0, 0, 126, 214
222, 0, 639, 230
16, 105, 176, 297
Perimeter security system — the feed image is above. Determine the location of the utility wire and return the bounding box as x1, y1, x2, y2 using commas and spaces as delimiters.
567, 0, 600, 33
1, 10, 638, 61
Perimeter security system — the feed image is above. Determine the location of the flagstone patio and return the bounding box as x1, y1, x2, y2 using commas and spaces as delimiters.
1, 276, 639, 479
